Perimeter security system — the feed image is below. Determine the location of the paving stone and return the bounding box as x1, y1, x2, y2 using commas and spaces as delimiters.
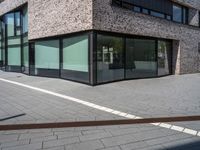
64, 140, 104, 150
42, 146, 65, 150
101, 134, 138, 147
55, 131, 82, 139
79, 132, 112, 142
0, 134, 19, 143
120, 141, 149, 150
30, 135, 57, 144
0, 139, 29, 149
43, 137, 79, 148
19, 132, 53, 140
1, 142, 42, 150
100, 146, 121, 150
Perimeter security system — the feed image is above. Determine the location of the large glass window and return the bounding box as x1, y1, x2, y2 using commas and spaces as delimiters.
34, 40, 59, 77
1, 21, 5, 66
7, 47, 21, 66
158, 41, 172, 76
5, 12, 22, 71
22, 6, 29, 74
5, 13, 14, 37
126, 39, 157, 79
97, 34, 124, 83
61, 35, 89, 83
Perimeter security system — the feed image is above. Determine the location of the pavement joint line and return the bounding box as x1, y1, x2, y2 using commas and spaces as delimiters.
0, 77, 199, 137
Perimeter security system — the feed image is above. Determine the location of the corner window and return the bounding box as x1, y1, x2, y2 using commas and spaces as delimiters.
61, 35, 89, 83
173, 4, 188, 24
97, 34, 124, 83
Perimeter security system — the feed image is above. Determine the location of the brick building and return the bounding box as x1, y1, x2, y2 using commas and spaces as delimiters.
0, 0, 200, 85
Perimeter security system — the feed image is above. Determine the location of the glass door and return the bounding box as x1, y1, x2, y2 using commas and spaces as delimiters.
125, 38, 157, 79
157, 40, 172, 76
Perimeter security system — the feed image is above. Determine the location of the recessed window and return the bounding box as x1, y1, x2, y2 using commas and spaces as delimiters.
173, 4, 188, 24
112, 0, 189, 25
173, 5, 182, 22
134, 6, 141, 12
150, 11, 165, 18
166, 15, 172, 20
142, 8, 149, 14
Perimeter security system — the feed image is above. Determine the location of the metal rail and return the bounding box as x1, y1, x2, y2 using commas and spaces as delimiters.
0, 115, 200, 131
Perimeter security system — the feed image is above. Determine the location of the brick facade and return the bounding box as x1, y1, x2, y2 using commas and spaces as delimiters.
0, 0, 199, 74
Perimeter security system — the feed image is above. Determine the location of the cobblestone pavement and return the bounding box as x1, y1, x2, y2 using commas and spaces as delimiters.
0, 71, 200, 150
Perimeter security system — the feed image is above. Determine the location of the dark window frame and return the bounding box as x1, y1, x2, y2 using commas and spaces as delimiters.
112, 0, 189, 25
172, 3, 188, 24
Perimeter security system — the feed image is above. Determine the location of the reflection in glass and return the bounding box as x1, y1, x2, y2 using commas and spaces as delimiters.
5, 13, 14, 37
35, 40, 59, 70
7, 47, 21, 66
158, 41, 171, 76
97, 34, 124, 83
22, 6, 29, 74
61, 35, 89, 83
173, 5, 182, 23
126, 39, 157, 78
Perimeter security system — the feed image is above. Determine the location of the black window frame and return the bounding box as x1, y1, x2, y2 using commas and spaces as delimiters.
112, 0, 189, 25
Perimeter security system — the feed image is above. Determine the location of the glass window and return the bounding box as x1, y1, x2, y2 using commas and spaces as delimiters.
142, 8, 149, 14
134, 6, 141, 12
126, 39, 157, 79
158, 41, 172, 76
150, 11, 165, 18
158, 41, 171, 76
166, 15, 172, 20
23, 44, 29, 67
61, 35, 89, 83
7, 38, 21, 45
97, 34, 124, 83
15, 12, 21, 27
23, 6, 28, 33
173, 4, 182, 23
0, 22, 1, 61
1, 21, 5, 65
35, 40, 59, 69
5, 13, 14, 37
7, 47, 21, 66
182, 7, 188, 24
23, 33, 29, 69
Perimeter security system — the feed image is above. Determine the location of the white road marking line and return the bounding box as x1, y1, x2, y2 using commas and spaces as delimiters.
0, 77, 199, 137
159, 123, 172, 129
171, 125, 184, 132
183, 128, 198, 135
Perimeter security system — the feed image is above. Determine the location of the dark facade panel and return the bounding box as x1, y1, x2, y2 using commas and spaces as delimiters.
124, 0, 173, 15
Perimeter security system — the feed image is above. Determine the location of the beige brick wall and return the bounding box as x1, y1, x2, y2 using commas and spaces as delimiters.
0, 0, 27, 16
28, 0, 93, 40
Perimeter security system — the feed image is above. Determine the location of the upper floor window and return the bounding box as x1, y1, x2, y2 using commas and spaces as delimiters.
173, 4, 188, 24
112, 0, 189, 25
